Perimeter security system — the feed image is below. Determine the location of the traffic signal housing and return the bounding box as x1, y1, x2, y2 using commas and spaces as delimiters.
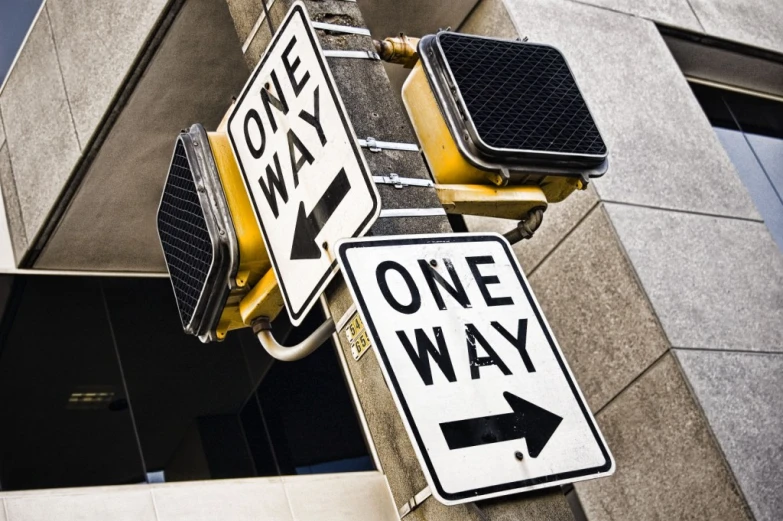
156, 122, 284, 343
401, 32, 607, 224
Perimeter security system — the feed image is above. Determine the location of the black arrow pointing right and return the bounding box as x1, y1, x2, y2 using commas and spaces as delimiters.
290, 167, 351, 260
439, 392, 562, 457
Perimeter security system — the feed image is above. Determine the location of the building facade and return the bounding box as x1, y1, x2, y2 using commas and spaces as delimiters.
0, 0, 781, 520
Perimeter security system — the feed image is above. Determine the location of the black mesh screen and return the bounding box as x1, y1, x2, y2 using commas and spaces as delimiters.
439, 33, 606, 156
157, 141, 214, 327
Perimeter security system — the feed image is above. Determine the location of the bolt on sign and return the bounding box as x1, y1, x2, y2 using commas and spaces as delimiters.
227, 2, 380, 325
337, 234, 614, 505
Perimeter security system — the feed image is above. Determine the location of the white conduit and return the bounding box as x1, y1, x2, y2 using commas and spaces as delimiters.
254, 317, 336, 362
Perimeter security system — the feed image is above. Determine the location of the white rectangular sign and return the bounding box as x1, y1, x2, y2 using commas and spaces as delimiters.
228, 2, 379, 325
337, 233, 614, 505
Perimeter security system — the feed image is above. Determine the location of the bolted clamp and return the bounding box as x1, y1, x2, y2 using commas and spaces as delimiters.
366, 136, 380, 152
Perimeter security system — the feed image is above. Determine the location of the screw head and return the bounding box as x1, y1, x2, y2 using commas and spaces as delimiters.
514, 451, 524, 461
429, 259, 437, 267
322, 241, 329, 250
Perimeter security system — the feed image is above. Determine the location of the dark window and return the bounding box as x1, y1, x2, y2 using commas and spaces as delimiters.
690, 83, 783, 250
0, 275, 372, 491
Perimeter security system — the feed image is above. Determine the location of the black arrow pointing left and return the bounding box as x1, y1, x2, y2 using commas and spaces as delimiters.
290, 168, 350, 260
439, 392, 562, 458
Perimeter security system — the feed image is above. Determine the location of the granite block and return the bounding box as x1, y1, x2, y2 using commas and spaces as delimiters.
0, 108, 5, 148
689, 0, 783, 54
152, 479, 292, 521
4, 487, 157, 521
605, 203, 783, 352
502, 0, 759, 220
46, 0, 168, 146
34, 0, 249, 272
676, 349, 783, 521
575, 353, 751, 520
464, 184, 599, 274
360, 0, 480, 39
571, 0, 703, 32
0, 143, 27, 263
459, 0, 518, 38
283, 473, 398, 521
528, 205, 669, 411
0, 9, 80, 244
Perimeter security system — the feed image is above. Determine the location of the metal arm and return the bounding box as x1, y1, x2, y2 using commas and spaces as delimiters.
251, 316, 336, 362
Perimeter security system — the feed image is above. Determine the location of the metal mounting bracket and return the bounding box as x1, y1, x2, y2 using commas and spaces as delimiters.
379, 208, 446, 218
373, 174, 434, 188
323, 49, 380, 60
359, 137, 419, 152
398, 487, 432, 518
311, 21, 371, 36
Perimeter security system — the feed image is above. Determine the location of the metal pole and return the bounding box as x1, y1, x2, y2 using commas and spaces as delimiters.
233, 1, 575, 518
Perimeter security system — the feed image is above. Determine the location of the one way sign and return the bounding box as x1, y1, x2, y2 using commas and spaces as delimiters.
337, 234, 614, 505
228, 2, 379, 325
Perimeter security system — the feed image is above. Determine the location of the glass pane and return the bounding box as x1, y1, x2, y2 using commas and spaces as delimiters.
713, 128, 783, 248
689, 83, 739, 131
690, 83, 783, 251
745, 133, 783, 202
0, 276, 145, 490
101, 278, 260, 482
256, 312, 374, 475
721, 89, 783, 140
0, 274, 375, 490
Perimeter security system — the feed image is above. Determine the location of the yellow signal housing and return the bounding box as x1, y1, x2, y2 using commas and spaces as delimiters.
207, 131, 284, 341
400, 32, 608, 223
156, 114, 284, 343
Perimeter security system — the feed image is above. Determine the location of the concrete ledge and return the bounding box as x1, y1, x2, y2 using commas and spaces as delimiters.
0, 473, 398, 521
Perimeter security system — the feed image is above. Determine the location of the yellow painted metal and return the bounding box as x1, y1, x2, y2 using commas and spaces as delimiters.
239, 268, 285, 325
540, 176, 583, 204
374, 34, 420, 67
208, 132, 270, 287
202, 129, 283, 340
435, 184, 548, 220
402, 61, 489, 185
401, 61, 588, 218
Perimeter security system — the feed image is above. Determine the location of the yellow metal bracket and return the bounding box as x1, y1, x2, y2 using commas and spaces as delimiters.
239, 268, 285, 326
435, 184, 548, 220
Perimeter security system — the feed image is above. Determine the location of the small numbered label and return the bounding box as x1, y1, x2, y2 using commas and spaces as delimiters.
351, 329, 372, 360
342, 312, 372, 360
345, 314, 364, 343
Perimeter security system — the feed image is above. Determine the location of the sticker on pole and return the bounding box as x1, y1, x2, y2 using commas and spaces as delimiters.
227, 2, 379, 325
336, 233, 614, 505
